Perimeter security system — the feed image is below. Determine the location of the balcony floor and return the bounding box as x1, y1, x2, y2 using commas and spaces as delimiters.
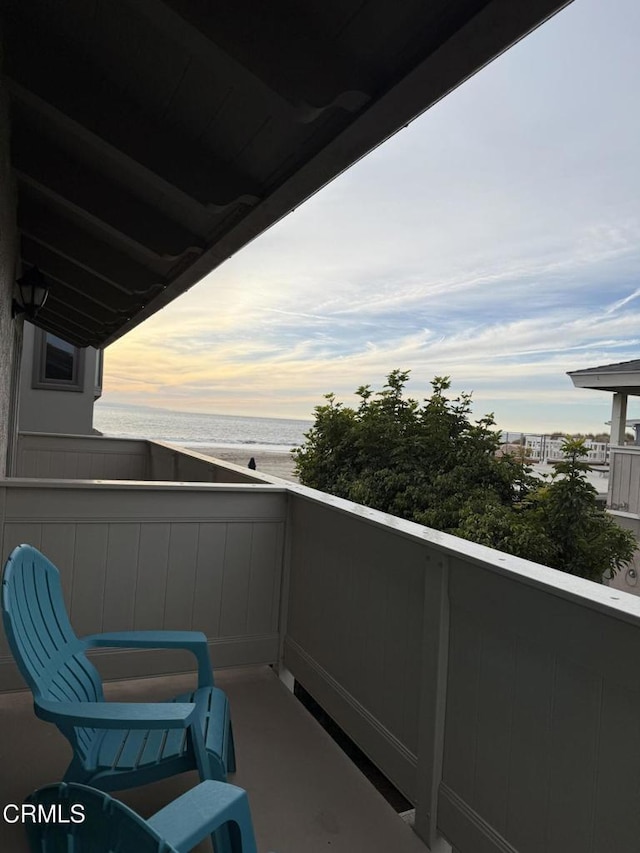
0, 665, 428, 852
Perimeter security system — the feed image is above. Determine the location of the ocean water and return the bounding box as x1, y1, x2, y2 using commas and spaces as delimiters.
93, 403, 313, 453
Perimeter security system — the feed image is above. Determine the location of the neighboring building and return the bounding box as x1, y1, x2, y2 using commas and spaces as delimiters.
625, 418, 640, 445
18, 322, 102, 435
523, 434, 608, 463
495, 442, 526, 458
569, 360, 640, 596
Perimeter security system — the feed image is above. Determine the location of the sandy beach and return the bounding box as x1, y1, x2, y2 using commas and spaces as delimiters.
185, 453, 610, 491
188, 446, 299, 482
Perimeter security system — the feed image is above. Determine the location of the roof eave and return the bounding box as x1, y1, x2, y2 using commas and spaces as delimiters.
569, 372, 640, 396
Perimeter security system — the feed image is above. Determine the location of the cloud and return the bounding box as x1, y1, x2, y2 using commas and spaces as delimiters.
103, 236, 640, 424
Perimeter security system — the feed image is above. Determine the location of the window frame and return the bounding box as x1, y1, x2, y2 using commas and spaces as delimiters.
94, 348, 104, 396
32, 328, 85, 392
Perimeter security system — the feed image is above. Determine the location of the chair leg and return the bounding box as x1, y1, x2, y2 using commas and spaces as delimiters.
190, 723, 214, 782
212, 802, 257, 853
63, 756, 92, 786
208, 751, 227, 782
227, 719, 237, 774
147, 781, 258, 853
212, 823, 234, 853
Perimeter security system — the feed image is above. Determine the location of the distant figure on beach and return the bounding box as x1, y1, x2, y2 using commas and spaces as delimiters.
248, 457, 257, 470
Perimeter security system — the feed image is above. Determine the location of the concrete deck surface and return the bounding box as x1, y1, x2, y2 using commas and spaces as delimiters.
0, 665, 428, 852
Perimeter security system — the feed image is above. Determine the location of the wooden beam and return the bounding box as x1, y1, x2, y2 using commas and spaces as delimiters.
135, 0, 372, 118
34, 301, 119, 348
18, 191, 167, 295
21, 238, 157, 315
10, 94, 220, 237
13, 120, 205, 258
4, 16, 262, 207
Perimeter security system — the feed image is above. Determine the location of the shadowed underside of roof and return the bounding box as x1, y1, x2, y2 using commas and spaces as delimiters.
4, 0, 572, 348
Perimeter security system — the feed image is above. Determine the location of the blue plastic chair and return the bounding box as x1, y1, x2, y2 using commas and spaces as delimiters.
1, 544, 235, 791
24, 780, 258, 853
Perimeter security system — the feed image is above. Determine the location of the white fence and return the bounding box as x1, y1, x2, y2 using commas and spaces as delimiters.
15, 432, 150, 480
522, 435, 608, 463
0, 480, 286, 689
282, 487, 640, 853
15, 432, 259, 484
608, 446, 640, 514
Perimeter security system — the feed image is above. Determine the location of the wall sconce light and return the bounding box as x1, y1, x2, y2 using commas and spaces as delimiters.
12, 267, 50, 320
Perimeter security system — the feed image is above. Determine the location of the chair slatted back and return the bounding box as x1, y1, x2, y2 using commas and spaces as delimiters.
24, 783, 168, 853
2, 545, 104, 762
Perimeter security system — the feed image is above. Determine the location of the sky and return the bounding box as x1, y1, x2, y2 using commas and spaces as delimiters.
98, 0, 640, 434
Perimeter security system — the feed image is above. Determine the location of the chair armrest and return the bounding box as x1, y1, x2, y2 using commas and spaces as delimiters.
147, 780, 258, 853
35, 699, 197, 729
83, 630, 214, 687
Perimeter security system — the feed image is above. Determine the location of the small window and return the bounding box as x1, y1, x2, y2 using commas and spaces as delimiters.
32, 329, 85, 392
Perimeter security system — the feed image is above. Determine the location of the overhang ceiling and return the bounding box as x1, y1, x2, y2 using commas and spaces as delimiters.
569, 360, 640, 396
3, 0, 572, 348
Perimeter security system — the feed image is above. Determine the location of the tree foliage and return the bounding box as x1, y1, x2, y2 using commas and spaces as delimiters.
293, 371, 635, 582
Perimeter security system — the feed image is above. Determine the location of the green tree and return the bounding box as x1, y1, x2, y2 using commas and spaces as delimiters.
534, 438, 633, 579
458, 437, 635, 580
294, 373, 635, 583
294, 371, 533, 528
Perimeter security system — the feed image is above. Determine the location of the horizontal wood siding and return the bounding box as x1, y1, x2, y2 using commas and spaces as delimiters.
148, 442, 262, 484
16, 434, 273, 485
16, 433, 149, 480
440, 558, 640, 853
0, 483, 286, 689
609, 449, 640, 514
282, 488, 640, 853
284, 494, 425, 802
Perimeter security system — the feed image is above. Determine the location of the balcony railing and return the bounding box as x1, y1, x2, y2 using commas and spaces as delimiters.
3, 433, 640, 852
15, 431, 260, 483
